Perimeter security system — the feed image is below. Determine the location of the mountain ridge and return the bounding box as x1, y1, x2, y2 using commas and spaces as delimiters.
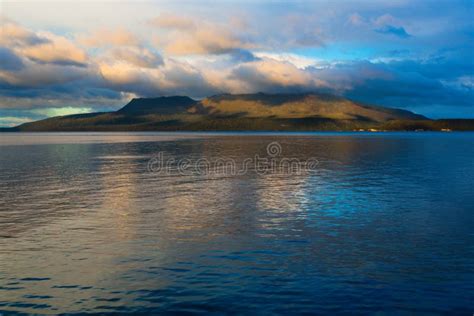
193, 93, 426, 122
118, 96, 197, 116
3, 92, 474, 131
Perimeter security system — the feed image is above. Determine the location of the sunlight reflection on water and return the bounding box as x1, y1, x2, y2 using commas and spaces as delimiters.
0, 132, 473, 314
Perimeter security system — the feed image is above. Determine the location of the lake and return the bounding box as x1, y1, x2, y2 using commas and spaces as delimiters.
0, 132, 473, 314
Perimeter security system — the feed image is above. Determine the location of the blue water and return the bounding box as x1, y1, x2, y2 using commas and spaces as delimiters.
0, 132, 473, 314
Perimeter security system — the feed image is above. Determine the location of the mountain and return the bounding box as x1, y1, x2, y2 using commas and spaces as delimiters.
192, 93, 425, 121
5, 92, 474, 131
118, 96, 197, 115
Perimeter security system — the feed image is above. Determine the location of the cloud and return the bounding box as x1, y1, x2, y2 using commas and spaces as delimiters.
18, 32, 88, 66
253, 52, 323, 69
346, 13, 412, 38
348, 13, 366, 26
228, 49, 260, 63
373, 14, 411, 38
96, 57, 216, 97
2, 45, 472, 119
388, 49, 410, 56
149, 14, 195, 30
1, 20, 88, 67
32, 106, 92, 117
0, 61, 90, 88
150, 12, 326, 54
282, 14, 325, 47
105, 47, 163, 68
79, 28, 140, 47
150, 14, 256, 55
0, 47, 24, 71
165, 29, 253, 55
228, 57, 328, 93
327, 58, 474, 116
0, 116, 34, 127
0, 85, 131, 114
97, 62, 143, 89
0, 19, 48, 47
375, 25, 411, 38
1, 0, 473, 122
456, 76, 474, 89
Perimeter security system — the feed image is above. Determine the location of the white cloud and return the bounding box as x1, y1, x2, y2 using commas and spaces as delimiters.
1, 19, 88, 66
0, 18, 46, 47
19, 31, 88, 66
253, 52, 325, 69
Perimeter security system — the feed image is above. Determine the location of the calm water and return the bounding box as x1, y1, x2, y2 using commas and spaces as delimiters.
0, 132, 473, 314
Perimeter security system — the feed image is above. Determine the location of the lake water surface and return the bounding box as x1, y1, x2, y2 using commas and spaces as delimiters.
0, 132, 473, 314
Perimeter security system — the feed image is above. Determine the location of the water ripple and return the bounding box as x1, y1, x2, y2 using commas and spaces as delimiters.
0, 132, 473, 314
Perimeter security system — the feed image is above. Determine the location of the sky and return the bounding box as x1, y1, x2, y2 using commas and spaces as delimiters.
0, 0, 473, 126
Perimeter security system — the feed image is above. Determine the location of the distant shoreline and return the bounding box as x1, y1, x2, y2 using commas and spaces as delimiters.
2, 126, 474, 133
